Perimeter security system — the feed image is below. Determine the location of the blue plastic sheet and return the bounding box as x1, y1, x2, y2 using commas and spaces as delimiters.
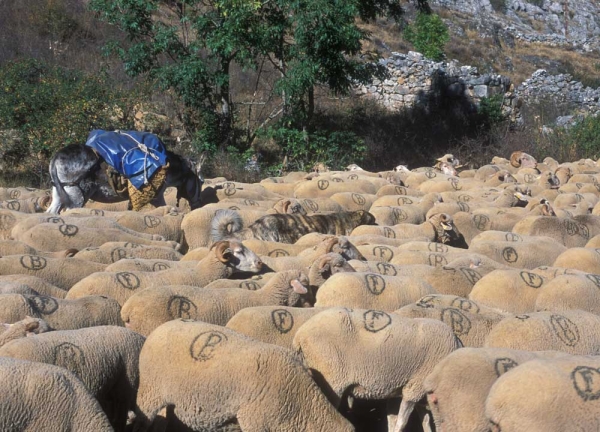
85, 130, 168, 190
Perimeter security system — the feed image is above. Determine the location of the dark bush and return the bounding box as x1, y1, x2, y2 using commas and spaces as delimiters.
0, 59, 136, 186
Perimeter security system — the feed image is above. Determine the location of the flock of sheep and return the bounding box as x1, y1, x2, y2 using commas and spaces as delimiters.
2, 150, 600, 431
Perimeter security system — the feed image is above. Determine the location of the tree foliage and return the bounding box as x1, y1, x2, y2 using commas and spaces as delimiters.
404, 11, 449, 61
89, 0, 406, 151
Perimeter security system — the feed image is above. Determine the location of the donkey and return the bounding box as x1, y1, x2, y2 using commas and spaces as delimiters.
46, 144, 206, 213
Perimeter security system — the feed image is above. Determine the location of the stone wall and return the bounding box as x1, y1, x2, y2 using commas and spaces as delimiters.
355, 51, 600, 125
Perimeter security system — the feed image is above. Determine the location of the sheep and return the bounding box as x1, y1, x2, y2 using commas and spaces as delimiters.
351, 213, 464, 247
0, 276, 67, 298
203, 272, 276, 290
112, 210, 185, 242
212, 181, 283, 202
0, 186, 50, 201
67, 240, 264, 306
0, 357, 113, 431
390, 249, 470, 267
534, 273, 600, 314
469, 239, 567, 269
512, 215, 595, 248
0, 254, 107, 290
0, 326, 145, 431
181, 247, 215, 262
74, 241, 183, 264
11, 213, 162, 242
0, 294, 123, 329
553, 247, 600, 274
394, 295, 509, 347
468, 268, 555, 314
134, 319, 354, 432
485, 355, 600, 432
0, 239, 77, 259
484, 310, 600, 355
0, 209, 32, 240
375, 184, 424, 198
241, 238, 309, 257
329, 192, 377, 211
120, 270, 311, 335
0, 317, 50, 348
16, 221, 180, 253
211, 208, 376, 244
277, 197, 345, 214
293, 176, 377, 198
226, 306, 324, 349
293, 308, 461, 432
315, 272, 436, 311
104, 258, 196, 273
424, 348, 568, 432
0, 195, 50, 213
510, 151, 537, 169
351, 254, 506, 298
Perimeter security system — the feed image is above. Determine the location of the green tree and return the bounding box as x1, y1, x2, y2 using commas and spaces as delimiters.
88, 0, 408, 150
404, 11, 449, 61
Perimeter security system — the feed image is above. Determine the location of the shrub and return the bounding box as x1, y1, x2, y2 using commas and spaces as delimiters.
0, 59, 136, 186
478, 95, 507, 127
258, 125, 367, 173
403, 12, 450, 61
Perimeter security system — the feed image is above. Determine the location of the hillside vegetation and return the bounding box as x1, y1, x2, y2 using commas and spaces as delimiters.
0, 0, 599, 186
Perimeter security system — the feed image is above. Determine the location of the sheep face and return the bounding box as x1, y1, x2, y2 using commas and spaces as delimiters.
429, 213, 460, 244
496, 170, 516, 183
438, 162, 458, 176
328, 237, 366, 261
510, 151, 537, 168
317, 253, 356, 279
437, 154, 460, 167
393, 165, 410, 173
354, 211, 377, 227
213, 240, 263, 273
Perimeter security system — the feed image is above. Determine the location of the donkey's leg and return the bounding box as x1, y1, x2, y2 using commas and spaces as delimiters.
63, 185, 86, 210
46, 187, 63, 214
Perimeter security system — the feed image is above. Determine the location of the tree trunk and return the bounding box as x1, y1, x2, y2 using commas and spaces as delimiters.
219, 58, 233, 151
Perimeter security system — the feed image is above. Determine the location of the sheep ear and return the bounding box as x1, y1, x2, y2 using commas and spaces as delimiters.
214, 242, 233, 263
318, 257, 332, 275
64, 248, 78, 257
291, 279, 308, 294
282, 200, 291, 214
24, 321, 40, 332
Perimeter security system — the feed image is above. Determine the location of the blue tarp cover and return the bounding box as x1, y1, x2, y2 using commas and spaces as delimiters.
85, 130, 168, 190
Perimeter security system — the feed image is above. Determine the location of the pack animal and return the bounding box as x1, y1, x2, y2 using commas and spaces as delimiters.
46, 144, 206, 213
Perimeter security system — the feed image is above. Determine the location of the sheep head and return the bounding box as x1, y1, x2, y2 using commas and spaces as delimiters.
325, 236, 366, 261
495, 170, 517, 183
280, 199, 307, 215
211, 240, 263, 273
352, 210, 376, 227
346, 164, 364, 171
436, 161, 458, 176
510, 151, 537, 168
316, 253, 356, 278
428, 213, 460, 244
539, 199, 556, 216
554, 166, 573, 185
436, 154, 460, 167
